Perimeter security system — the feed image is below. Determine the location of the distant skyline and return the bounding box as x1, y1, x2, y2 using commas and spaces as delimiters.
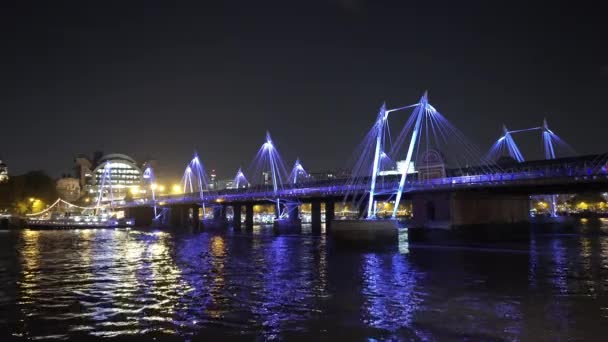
1, 1, 606, 180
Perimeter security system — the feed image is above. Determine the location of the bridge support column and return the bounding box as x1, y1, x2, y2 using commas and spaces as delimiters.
169, 205, 190, 228
325, 199, 335, 233
287, 203, 300, 223
201, 205, 228, 230
207, 205, 228, 228
169, 205, 178, 227
214, 205, 227, 222
409, 191, 531, 243
358, 194, 368, 219
191, 205, 200, 230
125, 206, 155, 227
311, 200, 322, 234
233, 203, 242, 230
274, 202, 302, 233
245, 203, 254, 231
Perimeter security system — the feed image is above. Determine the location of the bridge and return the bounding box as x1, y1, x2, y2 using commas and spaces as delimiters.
118, 153, 608, 230
32, 91, 608, 234
136, 156, 608, 204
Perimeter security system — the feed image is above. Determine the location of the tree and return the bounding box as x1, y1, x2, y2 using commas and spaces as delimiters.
569, 193, 607, 211
0, 170, 58, 215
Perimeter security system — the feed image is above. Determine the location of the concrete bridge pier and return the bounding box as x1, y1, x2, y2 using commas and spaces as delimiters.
245, 203, 254, 231
357, 194, 368, 219
191, 205, 201, 230
325, 199, 335, 233
213, 205, 227, 222
311, 200, 322, 234
274, 202, 302, 233
232, 203, 242, 230
286, 203, 301, 224
409, 191, 531, 243
169, 204, 191, 229
310, 199, 335, 234
202, 204, 228, 230
126, 206, 155, 227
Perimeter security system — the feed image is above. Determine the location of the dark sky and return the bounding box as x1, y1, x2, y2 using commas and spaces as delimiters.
1, 0, 606, 181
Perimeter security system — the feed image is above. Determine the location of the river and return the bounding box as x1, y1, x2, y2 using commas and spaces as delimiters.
1, 220, 608, 340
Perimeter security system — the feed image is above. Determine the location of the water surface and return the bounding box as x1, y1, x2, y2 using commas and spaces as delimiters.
1, 221, 608, 340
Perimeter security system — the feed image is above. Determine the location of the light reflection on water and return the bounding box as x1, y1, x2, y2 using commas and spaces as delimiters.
361, 253, 419, 333
0, 220, 608, 340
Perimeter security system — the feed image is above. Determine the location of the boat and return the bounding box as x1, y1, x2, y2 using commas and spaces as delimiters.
26, 213, 134, 229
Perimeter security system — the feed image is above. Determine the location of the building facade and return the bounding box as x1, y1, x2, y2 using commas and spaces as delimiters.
378, 160, 416, 177
74, 154, 94, 188
79, 153, 144, 202
56, 177, 81, 202
216, 178, 236, 190
0, 159, 8, 183
308, 169, 351, 181
93, 154, 143, 201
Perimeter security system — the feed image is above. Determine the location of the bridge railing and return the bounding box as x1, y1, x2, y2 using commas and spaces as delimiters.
119, 164, 608, 207
386, 168, 607, 191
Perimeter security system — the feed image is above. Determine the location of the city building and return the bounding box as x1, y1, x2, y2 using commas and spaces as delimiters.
79, 153, 144, 202
216, 178, 236, 190
262, 171, 271, 185
74, 154, 94, 188
416, 150, 446, 180
56, 177, 81, 202
378, 160, 416, 176
308, 169, 351, 181
209, 169, 217, 190
92, 154, 143, 200
0, 159, 8, 183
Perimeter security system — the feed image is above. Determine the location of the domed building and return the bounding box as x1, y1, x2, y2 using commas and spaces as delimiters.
89, 154, 143, 202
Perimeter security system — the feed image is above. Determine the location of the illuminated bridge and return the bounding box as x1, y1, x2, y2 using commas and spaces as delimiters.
103, 92, 608, 232
117, 155, 608, 231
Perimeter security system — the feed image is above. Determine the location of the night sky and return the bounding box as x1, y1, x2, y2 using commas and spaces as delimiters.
1, 1, 606, 181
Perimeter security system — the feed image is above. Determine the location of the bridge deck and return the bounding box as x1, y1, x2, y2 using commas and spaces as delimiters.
117, 168, 608, 207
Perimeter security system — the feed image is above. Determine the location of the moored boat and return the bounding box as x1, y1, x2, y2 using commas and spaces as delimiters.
26, 214, 134, 229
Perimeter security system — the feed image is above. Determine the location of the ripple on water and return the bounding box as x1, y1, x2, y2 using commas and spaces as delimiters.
1, 227, 608, 340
